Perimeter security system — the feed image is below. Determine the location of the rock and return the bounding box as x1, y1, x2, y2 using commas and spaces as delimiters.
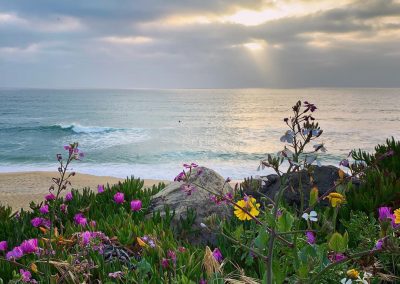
245, 165, 342, 208
149, 167, 232, 244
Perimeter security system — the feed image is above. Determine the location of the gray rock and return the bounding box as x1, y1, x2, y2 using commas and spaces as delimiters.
150, 167, 232, 244
245, 165, 342, 208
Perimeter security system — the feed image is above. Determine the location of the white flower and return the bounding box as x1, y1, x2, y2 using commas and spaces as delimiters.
341, 278, 352, 284
280, 130, 294, 143
200, 223, 208, 228
302, 211, 318, 222
313, 143, 327, 153
305, 154, 322, 167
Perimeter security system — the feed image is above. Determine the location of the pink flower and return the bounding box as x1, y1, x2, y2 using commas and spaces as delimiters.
161, 258, 169, 269
305, 231, 316, 245
39, 204, 49, 214
167, 250, 177, 263
97, 184, 105, 193
0, 241, 7, 251
90, 220, 97, 228
74, 213, 87, 226
6, 246, 23, 260
178, 246, 186, 253
20, 239, 38, 254
65, 192, 73, 201
60, 204, 68, 213
109, 271, 124, 279
114, 192, 124, 204
199, 280, 207, 284
181, 184, 196, 195
31, 217, 43, 227
45, 193, 56, 201
183, 163, 198, 169
212, 248, 223, 262
130, 200, 142, 211
20, 269, 32, 282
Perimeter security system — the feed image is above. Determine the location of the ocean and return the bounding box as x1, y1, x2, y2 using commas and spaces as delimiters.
0, 88, 399, 180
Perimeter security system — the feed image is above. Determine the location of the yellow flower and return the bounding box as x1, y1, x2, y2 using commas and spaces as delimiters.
234, 197, 260, 221
137, 237, 147, 247
325, 192, 345, 207
346, 268, 359, 279
394, 208, 400, 224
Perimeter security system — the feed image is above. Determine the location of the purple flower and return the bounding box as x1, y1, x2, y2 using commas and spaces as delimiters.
328, 252, 346, 263
65, 192, 73, 202
81, 231, 92, 246
64, 145, 71, 151
42, 218, 51, 228
20, 239, 38, 254
0, 241, 7, 251
174, 171, 186, 182
39, 204, 49, 214
45, 193, 56, 201
199, 280, 207, 284
97, 184, 105, 194
212, 248, 223, 263
181, 184, 196, 195
378, 207, 393, 222
90, 220, 97, 228
375, 238, 384, 250
31, 217, 43, 227
130, 200, 142, 211
183, 163, 198, 169
161, 258, 169, 269
60, 204, 68, 213
305, 231, 316, 245
74, 213, 87, 226
114, 192, 125, 204
20, 269, 32, 282
6, 246, 23, 260
304, 101, 317, 112
339, 159, 350, 168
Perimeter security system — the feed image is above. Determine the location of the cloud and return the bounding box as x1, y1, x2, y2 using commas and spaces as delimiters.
0, 0, 399, 88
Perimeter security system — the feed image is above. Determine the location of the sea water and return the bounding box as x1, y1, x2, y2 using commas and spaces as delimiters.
0, 88, 399, 179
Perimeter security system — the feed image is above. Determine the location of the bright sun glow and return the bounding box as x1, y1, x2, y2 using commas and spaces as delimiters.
243, 42, 264, 51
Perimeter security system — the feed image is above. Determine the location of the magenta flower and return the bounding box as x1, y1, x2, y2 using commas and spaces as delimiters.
20, 239, 38, 254
65, 192, 73, 201
199, 280, 207, 284
0, 241, 7, 251
174, 171, 186, 182
167, 250, 177, 263
378, 206, 393, 222
305, 231, 316, 245
130, 200, 142, 211
39, 204, 49, 214
60, 204, 68, 213
6, 246, 23, 260
31, 217, 43, 227
42, 218, 51, 228
212, 248, 223, 263
114, 192, 125, 204
74, 213, 87, 226
45, 193, 56, 201
20, 269, 32, 282
97, 184, 105, 194
181, 184, 196, 195
161, 258, 169, 269
328, 252, 346, 263
183, 163, 198, 169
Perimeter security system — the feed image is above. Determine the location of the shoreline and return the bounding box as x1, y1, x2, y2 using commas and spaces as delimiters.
0, 171, 169, 210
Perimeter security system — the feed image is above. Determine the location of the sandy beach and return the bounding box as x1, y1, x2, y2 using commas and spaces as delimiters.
0, 171, 168, 210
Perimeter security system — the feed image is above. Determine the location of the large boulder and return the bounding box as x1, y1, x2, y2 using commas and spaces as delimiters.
149, 167, 232, 244
245, 165, 342, 207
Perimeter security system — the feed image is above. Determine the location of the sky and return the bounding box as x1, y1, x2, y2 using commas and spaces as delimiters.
0, 0, 399, 89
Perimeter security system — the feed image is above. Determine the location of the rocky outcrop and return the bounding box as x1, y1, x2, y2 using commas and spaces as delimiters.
245, 165, 343, 207
150, 167, 232, 244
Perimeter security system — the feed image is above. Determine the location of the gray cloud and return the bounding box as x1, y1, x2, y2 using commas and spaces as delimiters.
0, 0, 399, 88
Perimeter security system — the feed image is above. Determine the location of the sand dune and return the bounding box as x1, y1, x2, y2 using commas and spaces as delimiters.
0, 171, 168, 210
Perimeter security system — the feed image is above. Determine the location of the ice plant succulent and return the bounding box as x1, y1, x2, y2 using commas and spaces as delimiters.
234, 196, 260, 221
65, 191, 73, 201
97, 184, 105, 193
0, 241, 7, 251
212, 248, 223, 262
